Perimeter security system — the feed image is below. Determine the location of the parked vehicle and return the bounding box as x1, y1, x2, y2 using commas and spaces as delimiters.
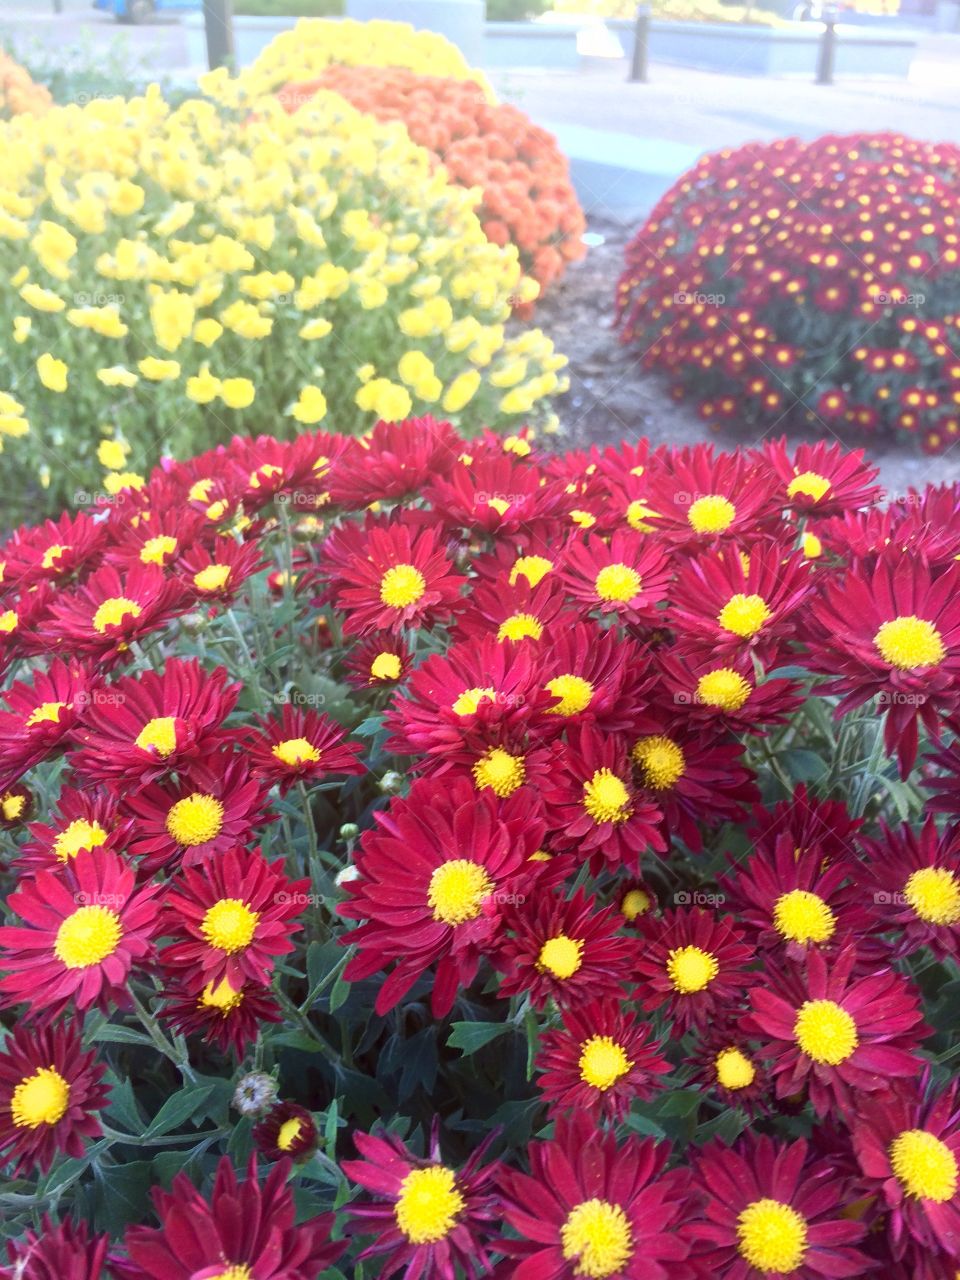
93, 0, 200, 24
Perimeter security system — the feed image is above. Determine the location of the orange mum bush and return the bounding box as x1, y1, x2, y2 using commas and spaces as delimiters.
279, 66, 586, 304
0, 52, 51, 119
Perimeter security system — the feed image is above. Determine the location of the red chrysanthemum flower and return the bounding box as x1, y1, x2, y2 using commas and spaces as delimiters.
0, 847, 161, 1018
328, 415, 461, 507
115, 1156, 344, 1279
684, 1134, 871, 1278
628, 721, 758, 852
452, 576, 571, 648
633, 908, 756, 1031
342, 1123, 502, 1279
761, 438, 882, 516
177, 535, 267, 606
497, 1111, 695, 1279
40, 563, 185, 666
123, 756, 273, 873
160, 974, 282, 1057
720, 833, 858, 960
495, 887, 640, 1010
542, 725, 666, 871
0, 1218, 111, 1280
0, 1019, 108, 1175
558, 529, 672, 625
744, 784, 862, 866
746, 944, 928, 1117
669, 540, 812, 665
340, 775, 544, 1017
654, 649, 804, 734
103, 504, 210, 573
688, 1027, 768, 1115
342, 632, 412, 689
159, 845, 306, 992
324, 515, 466, 635
856, 818, 960, 962
16, 788, 130, 874
426, 452, 564, 537
3, 510, 106, 590
538, 623, 650, 734
0, 659, 93, 791
536, 997, 670, 1121
68, 659, 240, 788
254, 1101, 318, 1163
852, 1077, 960, 1277
641, 443, 781, 548
804, 557, 960, 775
244, 704, 364, 794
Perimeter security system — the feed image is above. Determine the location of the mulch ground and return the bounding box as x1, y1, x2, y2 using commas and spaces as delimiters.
534, 217, 959, 495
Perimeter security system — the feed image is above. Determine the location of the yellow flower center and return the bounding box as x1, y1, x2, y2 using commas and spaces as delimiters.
165, 792, 224, 846
140, 534, 178, 566
200, 977, 243, 1012
697, 668, 752, 710
135, 716, 178, 756
688, 494, 736, 533
666, 945, 719, 994
772, 890, 836, 945
0, 610, 18, 634
41, 543, 69, 570
26, 700, 67, 727
736, 1199, 808, 1274
546, 674, 594, 716
11, 1067, 71, 1128
1, 792, 25, 821
560, 1199, 633, 1279
631, 735, 685, 790
621, 888, 651, 921
510, 554, 553, 587
54, 905, 122, 969
380, 563, 426, 608
874, 616, 945, 670
200, 898, 260, 953
207, 1268, 252, 1280
579, 1036, 632, 1091
594, 563, 641, 603
583, 769, 631, 824
905, 867, 960, 925
194, 564, 232, 593
452, 686, 496, 716
537, 933, 584, 979
276, 1117, 303, 1152
53, 818, 108, 862
92, 596, 142, 634
370, 651, 402, 681
889, 1129, 959, 1202
427, 859, 493, 926
793, 999, 858, 1064
497, 612, 543, 642
716, 1046, 756, 1090
394, 1166, 465, 1244
472, 747, 525, 797
718, 593, 772, 637
787, 471, 831, 502
271, 737, 320, 767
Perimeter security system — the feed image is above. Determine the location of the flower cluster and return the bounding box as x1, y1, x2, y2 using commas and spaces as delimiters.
2, 420, 960, 1278
279, 65, 586, 303
617, 131, 960, 452
0, 83, 563, 511
0, 51, 51, 118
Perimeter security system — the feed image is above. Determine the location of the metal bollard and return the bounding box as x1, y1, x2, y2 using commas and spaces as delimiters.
203, 0, 236, 70
629, 3, 651, 83
816, 5, 838, 84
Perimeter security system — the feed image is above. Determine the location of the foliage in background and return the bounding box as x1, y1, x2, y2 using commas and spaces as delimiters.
0, 86, 563, 514
0, 27, 166, 109
617, 132, 960, 453
279, 66, 586, 305
233, 0, 343, 16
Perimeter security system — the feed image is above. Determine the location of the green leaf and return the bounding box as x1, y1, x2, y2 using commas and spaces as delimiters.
447, 1021, 512, 1055
89, 1023, 155, 1047
104, 1073, 144, 1135
92, 1160, 154, 1234
142, 1085, 215, 1139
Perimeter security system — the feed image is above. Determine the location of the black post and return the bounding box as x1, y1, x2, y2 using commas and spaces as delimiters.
816, 5, 837, 84
203, 0, 235, 70
629, 3, 650, 82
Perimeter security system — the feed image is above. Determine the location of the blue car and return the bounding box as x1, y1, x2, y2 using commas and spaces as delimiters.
93, 0, 200, 23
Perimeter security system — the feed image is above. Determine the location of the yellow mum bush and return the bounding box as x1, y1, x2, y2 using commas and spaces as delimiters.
205, 18, 493, 105
0, 84, 564, 510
